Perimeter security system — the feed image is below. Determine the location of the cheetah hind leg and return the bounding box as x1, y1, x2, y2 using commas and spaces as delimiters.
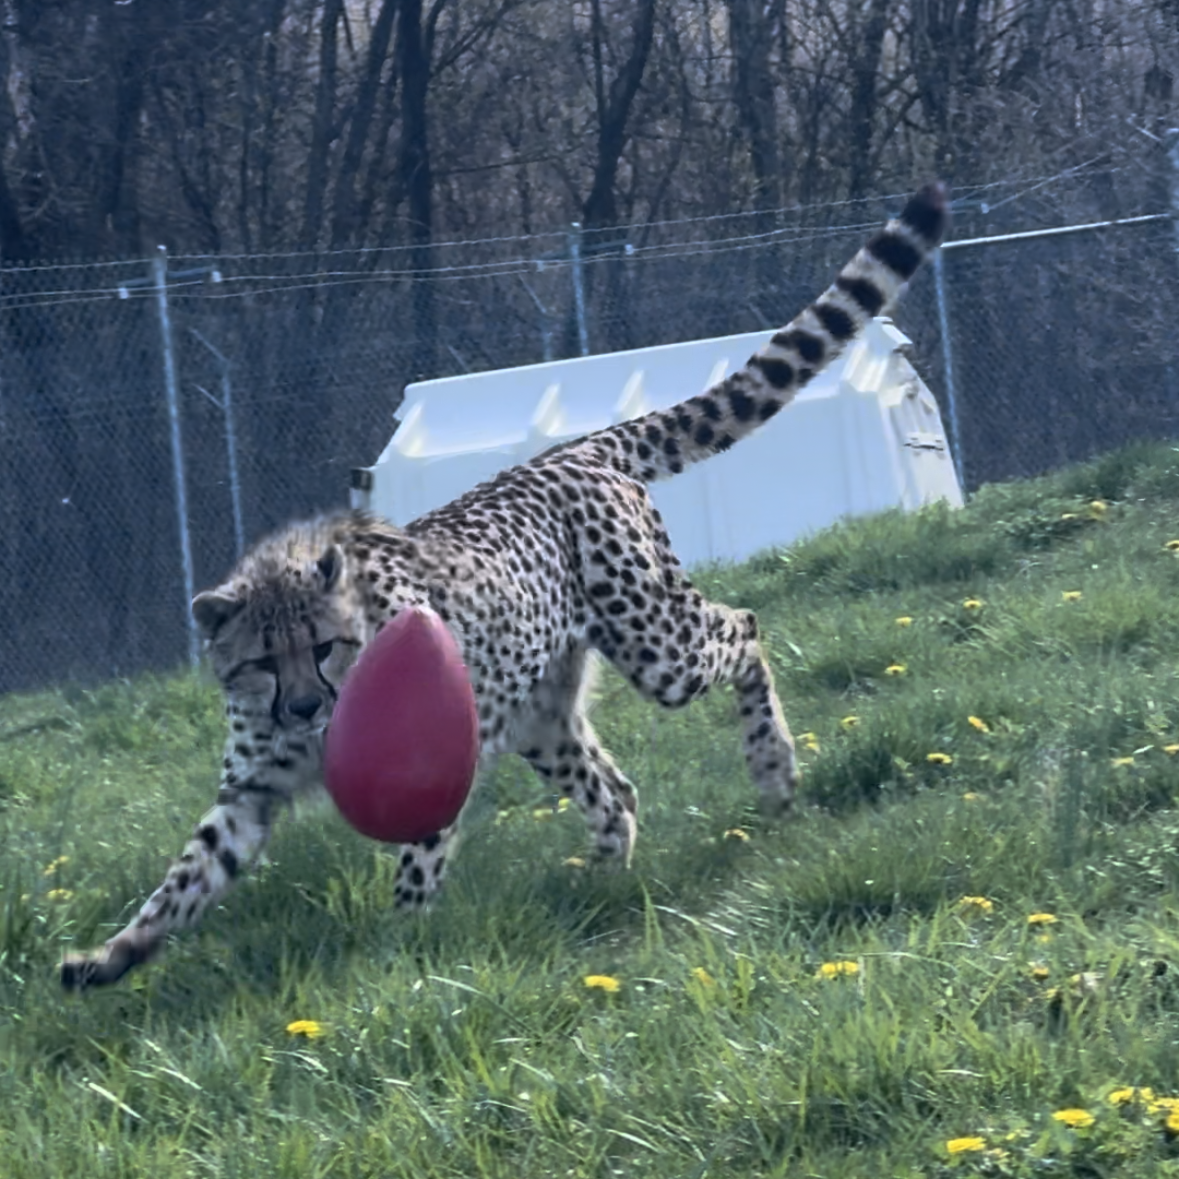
516, 649, 639, 865
591, 589, 798, 820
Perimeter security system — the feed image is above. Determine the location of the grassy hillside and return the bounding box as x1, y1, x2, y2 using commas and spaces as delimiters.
7, 442, 1179, 1176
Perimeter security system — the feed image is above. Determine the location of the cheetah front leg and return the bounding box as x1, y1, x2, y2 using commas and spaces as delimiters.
60, 787, 277, 990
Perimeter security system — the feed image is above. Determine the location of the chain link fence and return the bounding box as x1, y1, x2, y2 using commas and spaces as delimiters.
3, 168, 1178, 695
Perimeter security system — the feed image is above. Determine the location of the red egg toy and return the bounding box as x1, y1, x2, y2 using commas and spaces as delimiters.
324, 606, 479, 844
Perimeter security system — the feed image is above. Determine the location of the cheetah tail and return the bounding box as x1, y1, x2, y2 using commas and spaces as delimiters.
580, 181, 949, 484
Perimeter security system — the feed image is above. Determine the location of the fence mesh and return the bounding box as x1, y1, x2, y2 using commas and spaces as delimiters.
2, 171, 1178, 694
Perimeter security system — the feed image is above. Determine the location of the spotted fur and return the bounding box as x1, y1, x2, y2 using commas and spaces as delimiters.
61, 183, 948, 990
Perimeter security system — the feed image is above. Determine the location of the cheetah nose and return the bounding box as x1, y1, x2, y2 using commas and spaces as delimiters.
287, 693, 323, 721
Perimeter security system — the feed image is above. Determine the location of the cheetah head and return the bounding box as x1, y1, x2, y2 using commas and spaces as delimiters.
191, 528, 365, 736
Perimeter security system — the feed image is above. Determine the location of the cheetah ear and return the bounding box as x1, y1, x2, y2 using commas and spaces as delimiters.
192, 590, 243, 639
316, 545, 346, 592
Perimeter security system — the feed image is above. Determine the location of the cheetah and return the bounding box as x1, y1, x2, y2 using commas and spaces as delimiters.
60, 182, 948, 990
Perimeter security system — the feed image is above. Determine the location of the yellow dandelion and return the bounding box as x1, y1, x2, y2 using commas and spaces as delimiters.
584, 974, 620, 993
926, 751, 953, 765
1027, 912, 1058, 926
884, 663, 907, 676
532, 806, 554, 820
285, 1020, 325, 1039
1111, 756, 1135, 767
691, 967, 716, 987
1029, 964, 1050, 980
1052, 1108, 1094, 1129
1164, 744, 1179, 755
817, 960, 859, 979
945, 1136, 986, 1154
1167, 1110, 1179, 1135
1151, 1095, 1179, 1115
723, 827, 750, 842
564, 856, 586, 868
1166, 539, 1179, 551
962, 791, 981, 802
895, 616, 914, 627
958, 895, 994, 914
799, 731, 820, 752
962, 598, 983, 611
1088, 499, 1108, 516
967, 715, 990, 733
46, 888, 74, 902
42, 855, 69, 877
1108, 1087, 1136, 1106
1060, 512, 1078, 520
557, 796, 572, 812
840, 715, 860, 729
1062, 590, 1083, 602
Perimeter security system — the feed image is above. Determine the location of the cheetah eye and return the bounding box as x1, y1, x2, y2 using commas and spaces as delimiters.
313, 641, 334, 663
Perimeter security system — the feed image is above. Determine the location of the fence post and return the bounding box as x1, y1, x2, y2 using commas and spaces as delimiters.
569, 222, 589, 356
190, 327, 245, 559
519, 276, 554, 362
932, 247, 965, 490
152, 246, 199, 668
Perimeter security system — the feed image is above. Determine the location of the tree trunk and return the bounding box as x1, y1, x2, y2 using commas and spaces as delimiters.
301, 0, 344, 248
398, 0, 437, 382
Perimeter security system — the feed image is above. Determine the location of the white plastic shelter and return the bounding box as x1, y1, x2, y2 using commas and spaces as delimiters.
353, 319, 963, 568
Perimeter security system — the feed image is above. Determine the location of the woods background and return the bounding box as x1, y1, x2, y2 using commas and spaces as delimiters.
3, 0, 1179, 691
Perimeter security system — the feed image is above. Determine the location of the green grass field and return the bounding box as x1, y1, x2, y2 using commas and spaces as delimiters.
10, 443, 1179, 1176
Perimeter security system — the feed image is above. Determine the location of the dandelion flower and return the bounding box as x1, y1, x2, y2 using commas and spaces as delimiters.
1062, 590, 1083, 602
1052, 1108, 1094, 1129
564, 856, 586, 868
584, 974, 620, 993
285, 1020, 325, 1039
958, 895, 994, 914
1164, 744, 1179, 755
962, 598, 983, 611
1111, 756, 1135, 767
926, 751, 953, 765
1108, 1087, 1136, 1106
691, 967, 716, 987
817, 960, 859, 979
723, 827, 750, 842
46, 888, 74, 902
1166, 539, 1179, 551
962, 791, 981, 802
42, 855, 69, 877
1027, 912, 1058, 926
1167, 1109, 1179, 1135
967, 715, 990, 733
1088, 500, 1108, 516
895, 616, 914, 627
799, 731, 820, 752
884, 663, 907, 676
1150, 1095, 1179, 1115
1060, 512, 1078, 520
1029, 964, 1050, 980
532, 806, 556, 820
945, 1137, 986, 1154
840, 715, 860, 729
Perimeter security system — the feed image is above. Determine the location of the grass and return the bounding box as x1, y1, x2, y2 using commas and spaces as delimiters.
8, 442, 1179, 1175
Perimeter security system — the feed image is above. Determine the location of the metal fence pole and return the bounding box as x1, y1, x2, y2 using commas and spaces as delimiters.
190, 328, 245, 559
519, 276, 554, 362
152, 246, 199, 667
569, 222, 589, 356
932, 247, 965, 489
